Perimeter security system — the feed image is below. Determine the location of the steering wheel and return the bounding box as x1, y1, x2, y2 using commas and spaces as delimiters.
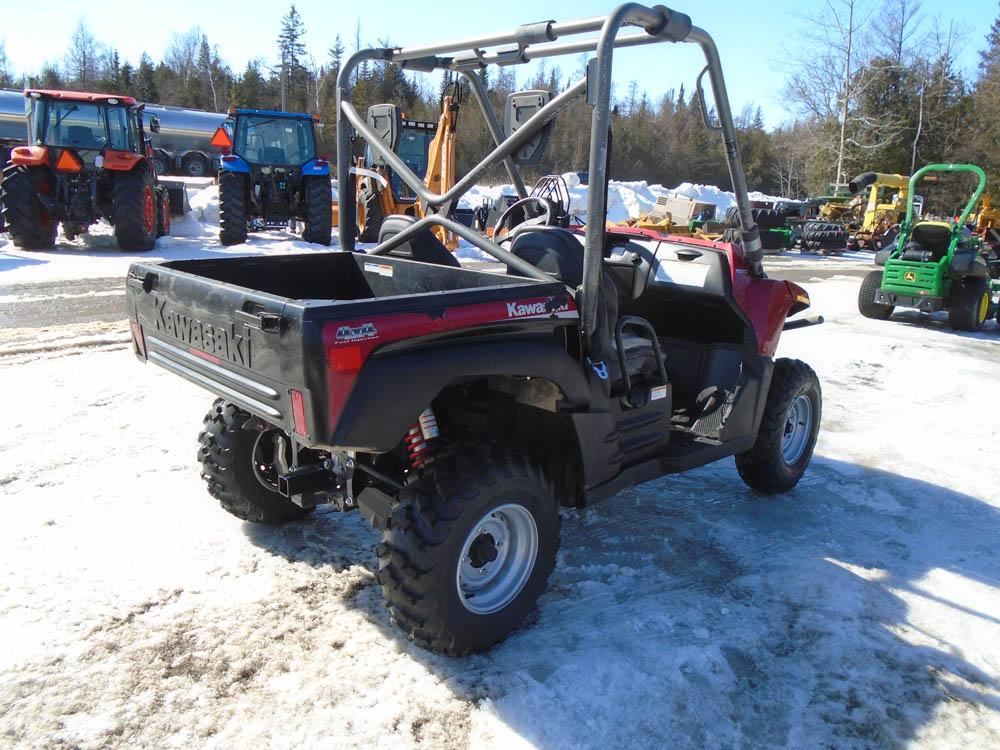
493, 196, 553, 240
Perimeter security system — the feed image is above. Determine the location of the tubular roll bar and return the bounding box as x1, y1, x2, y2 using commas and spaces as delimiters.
336, 3, 763, 364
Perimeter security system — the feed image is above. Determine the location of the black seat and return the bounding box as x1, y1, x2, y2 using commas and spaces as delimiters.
901, 222, 952, 262
375, 214, 460, 267
506, 227, 660, 382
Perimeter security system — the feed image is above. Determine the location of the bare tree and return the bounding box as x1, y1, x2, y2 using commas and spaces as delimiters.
198, 35, 219, 112
65, 19, 103, 87
165, 28, 202, 86
0, 41, 11, 87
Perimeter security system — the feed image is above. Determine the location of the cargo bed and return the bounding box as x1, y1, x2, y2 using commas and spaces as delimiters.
126, 252, 571, 446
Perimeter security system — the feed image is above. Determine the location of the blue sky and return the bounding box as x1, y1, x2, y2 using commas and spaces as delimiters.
2, 0, 997, 127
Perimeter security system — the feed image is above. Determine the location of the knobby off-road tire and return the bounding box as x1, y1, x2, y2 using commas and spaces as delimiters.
736, 358, 822, 494
358, 184, 383, 243
114, 166, 157, 251
858, 270, 894, 320
948, 277, 991, 332
1, 165, 57, 249
219, 171, 248, 246
302, 175, 333, 245
376, 446, 560, 655
198, 400, 310, 524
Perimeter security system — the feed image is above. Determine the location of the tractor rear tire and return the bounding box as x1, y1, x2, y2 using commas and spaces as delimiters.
113, 166, 157, 251
198, 400, 310, 524
302, 175, 332, 246
858, 270, 894, 320
948, 277, 991, 332
219, 171, 248, 246
0, 165, 57, 249
736, 358, 822, 494
376, 445, 560, 655
358, 185, 384, 243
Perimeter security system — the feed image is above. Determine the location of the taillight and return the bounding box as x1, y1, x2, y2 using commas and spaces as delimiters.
290, 389, 308, 437
130, 320, 146, 359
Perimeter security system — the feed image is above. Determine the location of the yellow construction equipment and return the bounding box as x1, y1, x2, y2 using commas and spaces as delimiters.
845, 172, 911, 249
343, 83, 463, 250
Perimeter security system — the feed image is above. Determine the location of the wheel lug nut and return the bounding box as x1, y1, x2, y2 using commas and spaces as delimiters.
480, 567, 488, 575
495, 539, 504, 548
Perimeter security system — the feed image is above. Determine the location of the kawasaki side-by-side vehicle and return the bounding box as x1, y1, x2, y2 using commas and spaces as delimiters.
128, 5, 824, 655
858, 163, 1000, 331
1, 89, 170, 251
212, 108, 332, 246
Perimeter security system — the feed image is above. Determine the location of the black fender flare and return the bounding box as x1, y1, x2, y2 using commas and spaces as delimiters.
331, 337, 592, 451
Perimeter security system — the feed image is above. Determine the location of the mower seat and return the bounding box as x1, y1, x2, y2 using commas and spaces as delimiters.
375, 214, 460, 268
900, 222, 951, 262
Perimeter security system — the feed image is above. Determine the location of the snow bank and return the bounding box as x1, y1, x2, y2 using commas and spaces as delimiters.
459, 177, 787, 223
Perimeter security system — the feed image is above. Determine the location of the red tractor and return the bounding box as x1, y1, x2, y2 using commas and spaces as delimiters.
0, 89, 170, 251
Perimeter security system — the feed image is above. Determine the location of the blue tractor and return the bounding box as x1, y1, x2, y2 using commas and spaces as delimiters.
213, 109, 332, 246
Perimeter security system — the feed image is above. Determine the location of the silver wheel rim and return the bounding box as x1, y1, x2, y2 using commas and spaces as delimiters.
781, 394, 813, 465
456, 503, 538, 615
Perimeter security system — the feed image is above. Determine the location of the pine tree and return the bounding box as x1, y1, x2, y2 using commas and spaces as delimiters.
329, 34, 344, 80
277, 4, 306, 111
135, 54, 159, 103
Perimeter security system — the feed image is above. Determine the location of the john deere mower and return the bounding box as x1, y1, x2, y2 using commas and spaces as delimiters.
858, 163, 1000, 331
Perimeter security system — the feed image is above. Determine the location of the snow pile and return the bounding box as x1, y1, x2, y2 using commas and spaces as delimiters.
460, 174, 787, 223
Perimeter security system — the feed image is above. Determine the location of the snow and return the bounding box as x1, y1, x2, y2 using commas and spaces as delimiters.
2, 182, 1000, 748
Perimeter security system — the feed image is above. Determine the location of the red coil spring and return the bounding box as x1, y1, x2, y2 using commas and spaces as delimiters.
406, 423, 433, 468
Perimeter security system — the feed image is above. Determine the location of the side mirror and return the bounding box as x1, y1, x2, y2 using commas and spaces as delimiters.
149, 115, 161, 134
504, 90, 554, 165
366, 104, 402, 166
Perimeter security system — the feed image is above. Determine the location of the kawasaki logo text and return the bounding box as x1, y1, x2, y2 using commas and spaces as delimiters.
153, 299, 251, 367
506, 299, 570, 318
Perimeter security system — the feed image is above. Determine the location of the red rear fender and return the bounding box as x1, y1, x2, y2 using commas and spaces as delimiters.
10, 146, 48, 167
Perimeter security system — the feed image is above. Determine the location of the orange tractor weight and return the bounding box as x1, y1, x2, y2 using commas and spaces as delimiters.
1, 89, 170, 251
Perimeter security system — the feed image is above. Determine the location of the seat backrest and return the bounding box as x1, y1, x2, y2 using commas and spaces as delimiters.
506, 226, 585, 285
66, 125, 98, 148
376, 214, 461, 267
908, 221, 952, 260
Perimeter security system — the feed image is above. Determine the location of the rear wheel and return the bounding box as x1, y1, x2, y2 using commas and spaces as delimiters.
358, 184, 383, 243
376, 446, 560, 655
219, 171, 248, 246
113, 166, 157, 251
0, 165, 57, 249
858, 270, 894, 320
302, 175, 332, 245
948, 277, 990, 332
198, 400, 310, 524
736, 358, 822, 494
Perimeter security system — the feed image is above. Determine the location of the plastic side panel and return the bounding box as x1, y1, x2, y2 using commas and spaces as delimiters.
10, 145, 47, 166
300, 158, 330, 176
731, 273, 799, 357
220, 155, 251, 173
331, 338, 590, 451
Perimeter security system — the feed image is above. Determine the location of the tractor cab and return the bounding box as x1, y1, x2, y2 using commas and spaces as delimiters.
22, 90, 155, 170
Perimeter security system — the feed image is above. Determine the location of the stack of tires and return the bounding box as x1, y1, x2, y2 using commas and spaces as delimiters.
726, 206, 787, 252
800, 220, 848, 254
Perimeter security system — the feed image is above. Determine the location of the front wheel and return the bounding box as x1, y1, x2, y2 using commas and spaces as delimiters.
948, 277, 990, 332
376, 446, 560, 655
858, 270, 894, 320
736, 358, 822, 494
198, 400, 310, 524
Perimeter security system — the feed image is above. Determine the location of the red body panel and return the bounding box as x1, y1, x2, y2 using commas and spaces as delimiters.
103, 150, 144, 171
24, 89, 138, 106
321, 294, 577, 428
10, 146, 48, 166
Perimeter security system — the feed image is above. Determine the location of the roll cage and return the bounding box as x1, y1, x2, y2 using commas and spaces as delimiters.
335, 3, 764, 364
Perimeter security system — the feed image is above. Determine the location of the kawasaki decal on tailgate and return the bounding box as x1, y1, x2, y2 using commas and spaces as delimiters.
152, 298, 252, 368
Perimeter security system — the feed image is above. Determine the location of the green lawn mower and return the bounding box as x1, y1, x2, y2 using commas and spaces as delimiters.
858, 163, 1000, 331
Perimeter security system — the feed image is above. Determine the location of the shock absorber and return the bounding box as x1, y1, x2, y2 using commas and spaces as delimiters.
406, 407, 439, 469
